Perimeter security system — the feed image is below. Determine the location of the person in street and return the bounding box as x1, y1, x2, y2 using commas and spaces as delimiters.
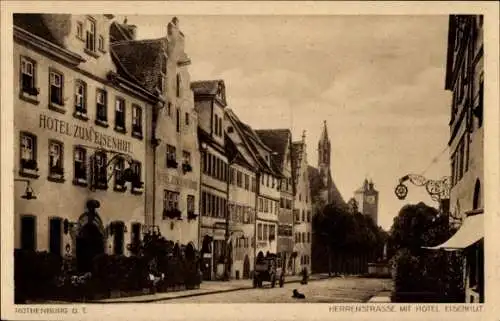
300, 267, 309, 285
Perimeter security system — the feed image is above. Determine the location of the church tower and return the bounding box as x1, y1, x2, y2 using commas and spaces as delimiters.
318, 120, 331, 178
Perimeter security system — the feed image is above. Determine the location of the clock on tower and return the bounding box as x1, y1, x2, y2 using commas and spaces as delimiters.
366, 195, 376, 205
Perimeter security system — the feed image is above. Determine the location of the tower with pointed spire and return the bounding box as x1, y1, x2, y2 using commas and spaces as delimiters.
318, 120, 331, 171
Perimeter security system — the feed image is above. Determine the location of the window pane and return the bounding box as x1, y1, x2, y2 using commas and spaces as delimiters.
49, 218, 62, 255
21, 216, 36, 251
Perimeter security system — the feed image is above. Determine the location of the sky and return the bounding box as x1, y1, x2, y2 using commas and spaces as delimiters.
124, 15, 452, 230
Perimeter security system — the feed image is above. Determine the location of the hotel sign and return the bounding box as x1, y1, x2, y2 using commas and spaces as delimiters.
39, 113, 132, 154
158, 172, 198, 190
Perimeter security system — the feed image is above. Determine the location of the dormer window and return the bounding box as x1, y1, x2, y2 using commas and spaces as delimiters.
216, 82, 224, 102
85, 18, 96, 52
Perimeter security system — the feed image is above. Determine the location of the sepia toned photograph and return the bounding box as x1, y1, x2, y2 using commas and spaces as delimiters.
2, 2, 497, 319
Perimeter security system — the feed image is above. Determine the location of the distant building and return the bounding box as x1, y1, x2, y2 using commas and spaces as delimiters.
291, 132, 313, 274
307, 121, 345, 210
431, 15, 484, 303
224, 108, 259, 280
354, 179, 379, 225
255, 129, 295, 275
192, 79, 229, 281
309, 121, 345, 273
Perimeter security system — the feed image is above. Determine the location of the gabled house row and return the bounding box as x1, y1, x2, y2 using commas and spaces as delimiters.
13, 13, 344, 281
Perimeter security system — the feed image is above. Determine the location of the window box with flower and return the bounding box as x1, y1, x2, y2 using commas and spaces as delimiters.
20, 86, 40, 105
163, 208, 182, 220
114, 178, 127, 192
182, 162, 192, 174
48, 165, 65, 183
167, 159, 178, 169
132, 124, 143, 139
20, 158, 39, 174
187, 211, 198, 221
131, 179, 144, 194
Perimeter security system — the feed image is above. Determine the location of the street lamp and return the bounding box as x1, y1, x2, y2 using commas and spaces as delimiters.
14, 178, 36, 200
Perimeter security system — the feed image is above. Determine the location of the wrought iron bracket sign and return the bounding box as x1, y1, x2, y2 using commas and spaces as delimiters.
77, 145, 143, 192
395, 174, 451, 202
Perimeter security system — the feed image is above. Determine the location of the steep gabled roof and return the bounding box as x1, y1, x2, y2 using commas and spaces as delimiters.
13, 13, 64, 47
110, 38, 167, 93
225, 109, 282, 178
255, 129, 291, 172
110, 21, 136, 43
191, 80, 223, 95
308, 165, 346, 207
191, 80, 227, 107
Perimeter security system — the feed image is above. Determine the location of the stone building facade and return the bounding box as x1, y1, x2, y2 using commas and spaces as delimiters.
224, 109, 259, 279
432, 15, 484, 303
110, 17, 200, 246
13, 14, 154, 271
256, 129, 295, 275
192, 79, 229, 280
291, 133, 313, 274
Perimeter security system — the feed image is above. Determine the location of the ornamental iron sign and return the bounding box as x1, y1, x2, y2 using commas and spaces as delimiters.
394, 174, 451, 202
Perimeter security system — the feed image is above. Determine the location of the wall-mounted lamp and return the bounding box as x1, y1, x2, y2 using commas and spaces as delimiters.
15, 178, 36, 200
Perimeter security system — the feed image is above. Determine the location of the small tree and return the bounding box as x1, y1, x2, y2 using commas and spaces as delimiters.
389, 202, 464, 302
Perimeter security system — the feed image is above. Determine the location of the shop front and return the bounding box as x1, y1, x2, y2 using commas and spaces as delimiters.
200, 225, 226, 280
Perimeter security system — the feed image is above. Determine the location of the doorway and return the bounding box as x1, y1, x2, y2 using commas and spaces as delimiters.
76, 223, 104, 272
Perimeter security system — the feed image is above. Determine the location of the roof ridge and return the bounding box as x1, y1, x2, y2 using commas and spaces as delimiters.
192, 79, 224, 84
111, 37, 165, 47
109, 48, 145, 88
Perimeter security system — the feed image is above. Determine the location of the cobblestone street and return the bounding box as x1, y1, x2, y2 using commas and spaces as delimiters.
162, 277, 392, 303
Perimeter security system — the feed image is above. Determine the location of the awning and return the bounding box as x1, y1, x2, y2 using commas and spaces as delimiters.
423, 213, 483, 251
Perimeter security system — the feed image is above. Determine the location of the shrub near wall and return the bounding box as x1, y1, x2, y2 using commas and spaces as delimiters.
14, 249, 62, 303
15, 240, 202, 302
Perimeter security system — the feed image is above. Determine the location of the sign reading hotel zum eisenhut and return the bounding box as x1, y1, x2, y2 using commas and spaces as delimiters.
39, 113, 132, 154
